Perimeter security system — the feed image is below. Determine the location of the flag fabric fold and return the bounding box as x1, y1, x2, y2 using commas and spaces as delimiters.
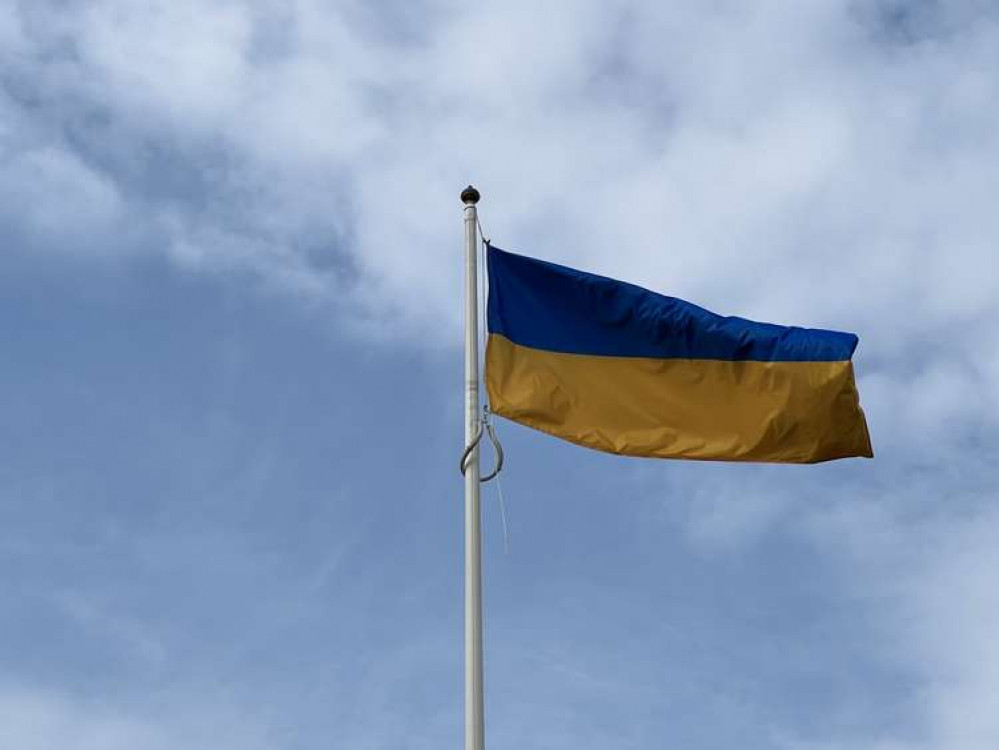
485, 244, 873, 463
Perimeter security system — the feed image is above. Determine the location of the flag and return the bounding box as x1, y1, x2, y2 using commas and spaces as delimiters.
485, 245, 873, 463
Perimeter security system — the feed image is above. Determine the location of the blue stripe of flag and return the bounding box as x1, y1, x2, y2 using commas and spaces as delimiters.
486, 245, 858, 362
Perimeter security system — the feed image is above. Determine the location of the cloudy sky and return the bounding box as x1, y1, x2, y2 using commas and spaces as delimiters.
2, 1, 998, 748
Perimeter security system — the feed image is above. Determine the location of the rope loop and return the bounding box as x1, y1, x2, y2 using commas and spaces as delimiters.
459, 406, 505, 483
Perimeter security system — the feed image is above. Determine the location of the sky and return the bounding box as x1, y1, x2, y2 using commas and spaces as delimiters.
1, 1, 998, 748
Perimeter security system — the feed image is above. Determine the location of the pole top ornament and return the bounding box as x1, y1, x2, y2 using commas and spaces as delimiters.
461, 185, 481, 205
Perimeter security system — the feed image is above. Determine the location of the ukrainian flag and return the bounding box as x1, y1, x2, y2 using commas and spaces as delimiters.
485, 245, 873, 463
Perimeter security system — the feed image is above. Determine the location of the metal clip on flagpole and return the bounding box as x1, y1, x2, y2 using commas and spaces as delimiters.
461, 184, 486, 750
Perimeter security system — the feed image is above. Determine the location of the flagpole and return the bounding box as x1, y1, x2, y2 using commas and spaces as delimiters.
461, 184, 485, 750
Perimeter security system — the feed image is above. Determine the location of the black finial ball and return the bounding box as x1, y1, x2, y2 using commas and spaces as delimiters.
460, 185, 481, 204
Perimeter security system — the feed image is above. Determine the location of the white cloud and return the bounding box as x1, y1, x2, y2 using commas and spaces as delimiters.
6, 1, 997, 353
80, 0, 253, 131
0, 144, 124, 251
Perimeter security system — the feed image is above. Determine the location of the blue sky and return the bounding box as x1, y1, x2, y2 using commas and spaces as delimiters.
2, 1, 998, 748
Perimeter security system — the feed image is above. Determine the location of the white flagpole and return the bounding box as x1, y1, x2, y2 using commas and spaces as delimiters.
461, 185, 485, 750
